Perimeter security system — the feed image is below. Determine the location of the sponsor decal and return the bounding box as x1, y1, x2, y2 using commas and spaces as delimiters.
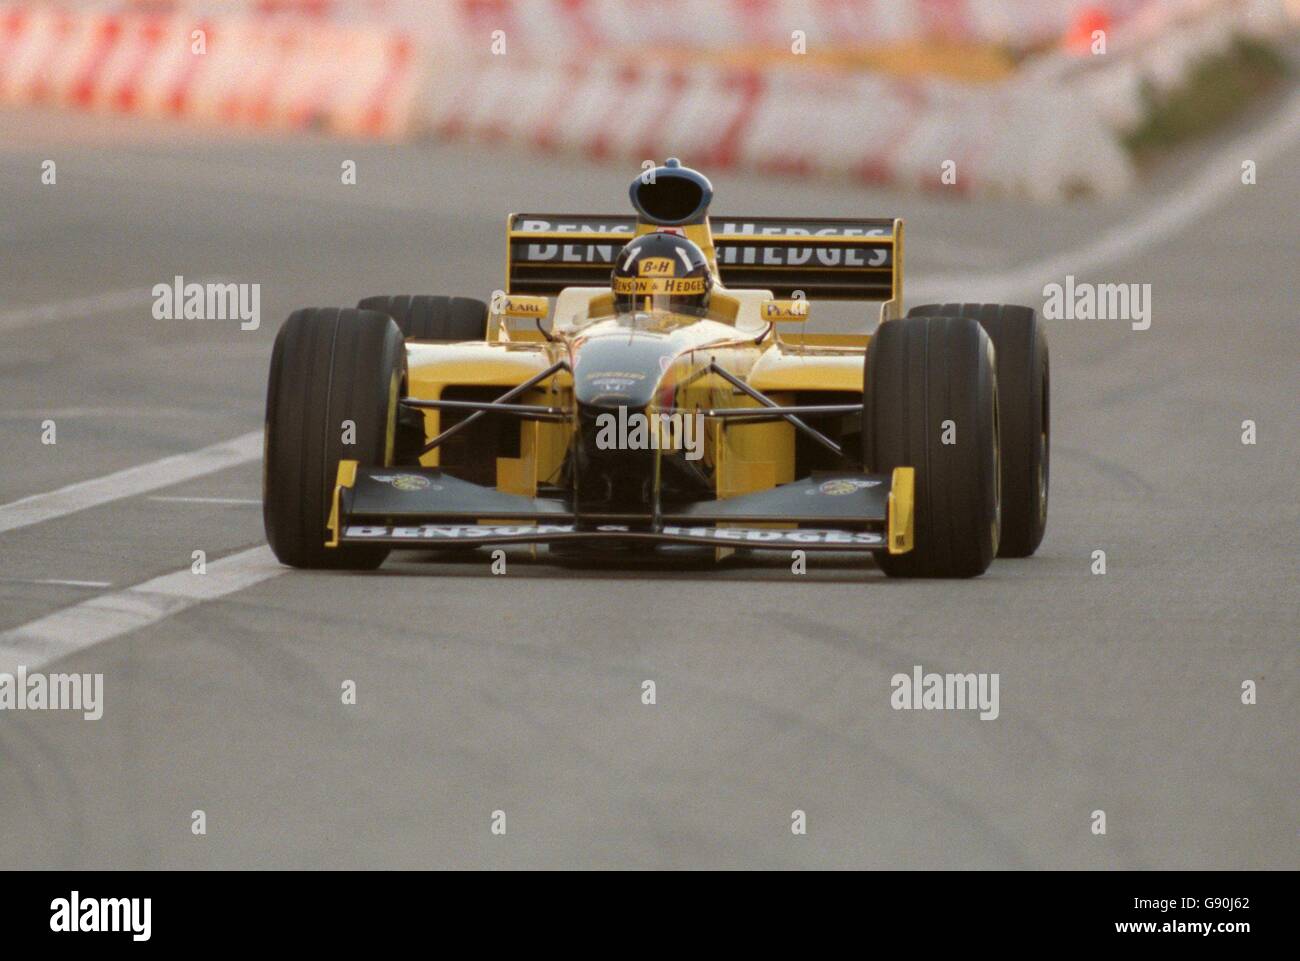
585, 370, 646, 382
585, 370, 646, 394
612, 276, 706, 296
512, 217, 634, 265
662, 527, 882, 545
638, 257, 675, 277
762, 299, 809, 321
370, 473, 436, 492
715, 222, 892, 268
345, 524, 882, 546
499, 295, 547, 318
809, 478, 882, 496
714, 220, 891, 239
348, 524, 572, 540
510, 217, 893, 269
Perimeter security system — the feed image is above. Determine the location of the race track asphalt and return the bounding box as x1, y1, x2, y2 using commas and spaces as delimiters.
0, 103, 1295, 869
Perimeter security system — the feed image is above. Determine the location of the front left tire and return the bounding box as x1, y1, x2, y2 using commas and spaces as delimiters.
263, 307, 404, 569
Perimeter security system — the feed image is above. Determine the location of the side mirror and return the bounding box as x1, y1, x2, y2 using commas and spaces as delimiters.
497, 294, 549, 321
761, 299, 809, 322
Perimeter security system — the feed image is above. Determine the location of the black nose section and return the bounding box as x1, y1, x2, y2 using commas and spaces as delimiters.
571, 334, 679, 518
572, 334, 674, 410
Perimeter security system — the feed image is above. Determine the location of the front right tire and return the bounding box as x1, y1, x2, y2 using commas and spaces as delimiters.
863, 315, 1000, 578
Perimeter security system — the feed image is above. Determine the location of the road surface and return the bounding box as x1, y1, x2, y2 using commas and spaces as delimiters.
0, 103, 1295, 869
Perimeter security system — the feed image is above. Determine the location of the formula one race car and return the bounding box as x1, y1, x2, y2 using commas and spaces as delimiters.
263, 159, 1048, 577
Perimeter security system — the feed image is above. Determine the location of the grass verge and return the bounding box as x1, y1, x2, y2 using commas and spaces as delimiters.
1123, 35, 1288, 161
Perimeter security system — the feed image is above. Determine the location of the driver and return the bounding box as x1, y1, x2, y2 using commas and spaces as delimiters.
611, 232, 713, 318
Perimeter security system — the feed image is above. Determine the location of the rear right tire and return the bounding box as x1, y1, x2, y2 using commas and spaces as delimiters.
863, 315, 1000, 578
908, 302, 1048, 556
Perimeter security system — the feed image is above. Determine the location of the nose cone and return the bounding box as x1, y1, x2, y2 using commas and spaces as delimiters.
572, 329, 677, 409
571, 327, 681, 515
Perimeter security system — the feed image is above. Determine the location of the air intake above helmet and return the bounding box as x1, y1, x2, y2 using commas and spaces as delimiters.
629, 158, 714, 226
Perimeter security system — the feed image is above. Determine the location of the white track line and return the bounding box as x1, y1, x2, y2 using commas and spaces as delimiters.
0, 277, 227, 336
909, 85, 1300, 304
0, 286, 152, 334
0, 431, 262, 535
0, 546, 283, 676
0, 408, 227, 420
148, 495, 261, 505
0, 578, 112, 588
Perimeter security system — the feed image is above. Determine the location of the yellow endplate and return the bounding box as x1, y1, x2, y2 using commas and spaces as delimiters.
887, 466, 915, 554
326, 459, 359, 548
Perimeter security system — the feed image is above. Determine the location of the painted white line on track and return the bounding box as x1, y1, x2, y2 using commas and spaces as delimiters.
0, 277, 227, 337
0, 431, 262, 535
79, 158, 476, 217
0, 408, 241, 420
148, 496, 261, 505
0, 578, 112, 588
909, 86, 1300, 304
0, 287, 152, 334
0, 546, 283, 676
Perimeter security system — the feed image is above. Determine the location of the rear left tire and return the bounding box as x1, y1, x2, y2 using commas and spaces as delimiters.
356, 295, 488, 341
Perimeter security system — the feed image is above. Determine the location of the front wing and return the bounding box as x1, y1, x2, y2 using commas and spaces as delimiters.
327, 462, 915, 554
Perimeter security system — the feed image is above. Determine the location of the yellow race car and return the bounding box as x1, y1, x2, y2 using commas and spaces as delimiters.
263, 159, 1048, 577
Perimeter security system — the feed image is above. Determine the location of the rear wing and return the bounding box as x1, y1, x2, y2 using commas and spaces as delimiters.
506, 214, 902, 303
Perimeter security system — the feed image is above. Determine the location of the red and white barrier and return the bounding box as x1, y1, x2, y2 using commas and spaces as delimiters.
50, 0, 1152, 51
3, 0, 1294, 198
0, 3, 422, 137
186, 0, 1150, 50
416, 0, 1294, 200
421, 52, 1135, 201
428, 0, 1154, 50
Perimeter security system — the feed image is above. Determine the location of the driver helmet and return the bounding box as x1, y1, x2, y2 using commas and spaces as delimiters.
611, 232, 712, 318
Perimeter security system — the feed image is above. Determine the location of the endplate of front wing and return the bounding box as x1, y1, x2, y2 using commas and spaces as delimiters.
328, 462, 914, 553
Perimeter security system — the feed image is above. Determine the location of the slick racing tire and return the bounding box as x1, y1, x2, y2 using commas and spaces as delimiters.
909, 303, 1048, 557
356, 295, 488, 341
264, 307, 404, 570
863, 315, 999, 578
